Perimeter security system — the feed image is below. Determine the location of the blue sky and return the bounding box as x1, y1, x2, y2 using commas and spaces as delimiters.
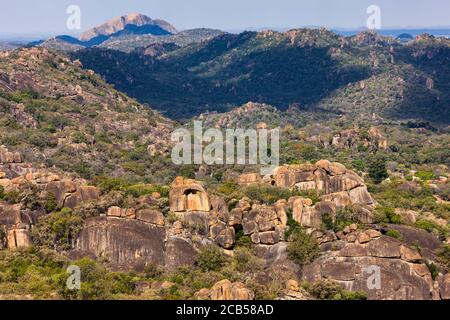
1, 0, 450, 38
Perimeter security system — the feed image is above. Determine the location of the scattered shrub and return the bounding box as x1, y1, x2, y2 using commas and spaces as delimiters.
415, 220, 449, 241
426, 262, 439, 280
233, 248, 264, 273
322, 207, 360, 232
284, 208, 301, 239
386, 229, 402, 240
287, 228, 319, 266
307, 280, 367, 300
196, 245, 227, 272
374, 207, 402, 224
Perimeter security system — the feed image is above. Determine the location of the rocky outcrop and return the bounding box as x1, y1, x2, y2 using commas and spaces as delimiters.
74, 209, 198, 271
302, 232, 437, 300
0, 146, 22, 164
242, 201, 287, 245
236, 160, 375, 230
194, 280, 255, 300
74, 216, 167, 271
79, 13, 177, 41
64, 186, 101, 209
164, 237, 197, 270
169, 177, 210, 212
240, 160, 374, 207
381, 224, 443, 260
0, 202, 37, 249
6, 226, 32, 248
1, 147, 100, 211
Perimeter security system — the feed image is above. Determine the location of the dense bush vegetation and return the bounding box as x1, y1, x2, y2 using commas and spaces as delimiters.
287, 228, 320, 266
305, 280, 367, 300
32, 208, 84, 251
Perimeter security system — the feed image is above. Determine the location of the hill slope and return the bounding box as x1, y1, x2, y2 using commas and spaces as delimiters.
73, 29, 450, 123
0, 47, 174, 182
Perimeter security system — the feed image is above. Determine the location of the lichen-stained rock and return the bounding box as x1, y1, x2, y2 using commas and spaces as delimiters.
365, 236, 401, 258
382, 224, 443, 261
259, 231, 281, 245
6, 227, 32, 248
274, 199, 288, 227
45, 180, 78, 207
169, 177, 210, 212
136, 208, 165, 226
74, 216, 166, 271
64, 186, 100, 209
216, 227, 235, 249
301, 235, 436, 300
164, 237, 197, 270
254, 242, 301, 278
228, 208, 243, 227
0, 202, 22, 227
348, 186, 374, 205
272, 164, 317, 188
329, 172, 364, 193
321, 192, 353, 208
209, 195, 229, 222
207, 280, 255, 300
240, 204, 286, 245
288, 197, 322, 229
107, 206, 136, 219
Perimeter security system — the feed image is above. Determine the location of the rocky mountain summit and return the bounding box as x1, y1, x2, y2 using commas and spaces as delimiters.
79, 13, 177, 41
38, 13, 179, 51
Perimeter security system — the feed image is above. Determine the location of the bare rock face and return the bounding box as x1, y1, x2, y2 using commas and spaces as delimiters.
164, 237, 197, 270
301, 234, 437, 300
0, 146, 22, 164
0, 202, 22, 227
74, 217, 166, 271
6, 227, 32, 248
271, 160, 373, 206
381, 224, 443, 261
216, 227, 236, 249
439, 274, 450, 300
194, 280, 255, 300
64, 186, 101, 209
74, 213, 198, 271
136, 209, 165, 226
0, 202, 36, 249
169, 177, 210, 212
242, 204, 286, 245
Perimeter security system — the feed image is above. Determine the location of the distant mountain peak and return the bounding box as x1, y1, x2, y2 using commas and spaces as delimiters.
79, 13, 177, 41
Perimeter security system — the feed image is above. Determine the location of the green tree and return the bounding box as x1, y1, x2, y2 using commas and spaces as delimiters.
368, 157, 389, 184
196, 244, 227, 272
287, 228, 319, 266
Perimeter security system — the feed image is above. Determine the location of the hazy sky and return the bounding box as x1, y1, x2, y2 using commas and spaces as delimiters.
1, 0, 450, 38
